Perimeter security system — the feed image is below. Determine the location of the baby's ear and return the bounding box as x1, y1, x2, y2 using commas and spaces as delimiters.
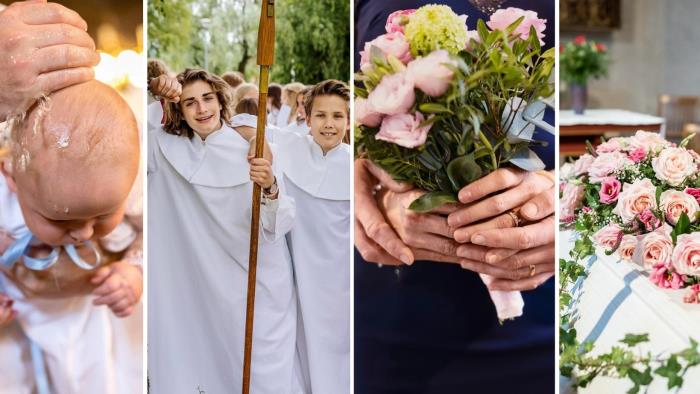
0, 159, 17, 193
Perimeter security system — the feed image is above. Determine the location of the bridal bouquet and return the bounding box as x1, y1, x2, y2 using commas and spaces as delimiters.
355, 5, 554, 212
560, 131, 700, 302
354, 5, 554, 321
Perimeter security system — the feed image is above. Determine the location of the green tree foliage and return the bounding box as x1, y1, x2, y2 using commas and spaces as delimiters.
148, 0, 349, 84
148, 0, 195, 72
273, 0, 350, 84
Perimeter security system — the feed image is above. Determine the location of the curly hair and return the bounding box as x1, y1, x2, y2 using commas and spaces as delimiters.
163, 68, 234, 139
147, 59, 169, 81
304, 79, 350, 117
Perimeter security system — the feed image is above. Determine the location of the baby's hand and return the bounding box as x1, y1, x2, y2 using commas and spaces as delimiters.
90, 262, 143, 318
0, 293, 16, 328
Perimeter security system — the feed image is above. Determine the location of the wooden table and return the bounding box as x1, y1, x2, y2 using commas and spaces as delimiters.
560, 109, 665, 156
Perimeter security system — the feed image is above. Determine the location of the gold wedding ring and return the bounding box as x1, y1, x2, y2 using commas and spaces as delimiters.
528, 264, 536, 277
508, 210, 521, 227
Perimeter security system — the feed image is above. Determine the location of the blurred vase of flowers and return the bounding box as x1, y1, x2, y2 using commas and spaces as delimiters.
560, 35, 609, 114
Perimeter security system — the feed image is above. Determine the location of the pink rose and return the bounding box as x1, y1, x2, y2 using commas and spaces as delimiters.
592, 222, 623, 250
599, 177, 622, 204
375, 112, 432, 148
618, 234, 638, 261
650, 263, 686, 289
632, 225, 673, 269
671, 233, 700, 276
359, 32, 413, 72
685, 187, 700, 205
660, 189, 700, 225
573, 154, 595, 176
385, 9, 416, 34
582, 206, 592, 214
684, 284, 700, 304
560, 183, 584, 222
406, 50, 456, 97
628, 147, 647, 163
652, 147, 697, 187
628, 130, 670, 152
613, 178, 657, 223
638, 209, 661, 232
354, 97, 382, 128
487, 7, 546, 45
588, 151, 633, 183
596, 139, 621, 153
367, 71, 415, 116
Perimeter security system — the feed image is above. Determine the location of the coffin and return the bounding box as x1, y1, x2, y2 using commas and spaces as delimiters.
560, 230, 700, 393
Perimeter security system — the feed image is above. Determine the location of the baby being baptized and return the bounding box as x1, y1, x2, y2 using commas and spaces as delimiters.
0, 79, 141, 319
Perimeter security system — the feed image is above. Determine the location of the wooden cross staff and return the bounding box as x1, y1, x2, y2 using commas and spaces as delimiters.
242, 0, 275, 393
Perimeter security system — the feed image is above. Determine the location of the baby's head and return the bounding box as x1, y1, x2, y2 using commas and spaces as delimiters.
1, 80, 140, 246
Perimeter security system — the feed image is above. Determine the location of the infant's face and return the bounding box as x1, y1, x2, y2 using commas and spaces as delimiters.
180, 80, 223, 137
13, 161, 131, 246
3, 79, 139, 246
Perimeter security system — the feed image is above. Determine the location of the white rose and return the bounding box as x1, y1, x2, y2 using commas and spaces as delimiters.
628, 130, 670, 152
618, 234, 638, 261
612, 178, 657, 223
632, 224, 673, 269
573, 154, 594, 176
592, 223, 622, 250
652, 147, 697, 187
588, 151, 633, 183
672, 233, 700, 276
660, 189, 700, 225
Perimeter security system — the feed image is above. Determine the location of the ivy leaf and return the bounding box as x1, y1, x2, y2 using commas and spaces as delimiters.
409, 191, 457, 213
446, 155, 482, 192
620, 333, 649, 347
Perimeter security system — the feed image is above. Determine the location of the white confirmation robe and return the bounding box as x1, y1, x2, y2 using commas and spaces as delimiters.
147, 124, 300, 393
276, 132, 350, 394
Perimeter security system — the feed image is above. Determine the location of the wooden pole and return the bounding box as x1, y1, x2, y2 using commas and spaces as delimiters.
242, 1, 275, 393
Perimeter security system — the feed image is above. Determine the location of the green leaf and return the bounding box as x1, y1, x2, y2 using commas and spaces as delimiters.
505, 15, 525, 35
680, 132, 696, 148
477, 19, 489, 43
446, 155, 482, 192
408, 191, 457, 213
418, 103, 453, 115
620, 333, 649, 347
676, 212, 691, 236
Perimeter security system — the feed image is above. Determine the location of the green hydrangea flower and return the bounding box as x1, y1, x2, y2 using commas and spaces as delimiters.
404, 5, 468, 57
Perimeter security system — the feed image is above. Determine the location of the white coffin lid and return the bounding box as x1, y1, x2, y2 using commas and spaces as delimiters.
560, 230, 700, 393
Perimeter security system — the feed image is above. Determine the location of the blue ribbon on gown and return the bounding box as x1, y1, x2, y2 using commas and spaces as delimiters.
0, 232, 102, 394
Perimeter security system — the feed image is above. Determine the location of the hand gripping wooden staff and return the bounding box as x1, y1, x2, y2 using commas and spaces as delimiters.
242, 0, 275, 393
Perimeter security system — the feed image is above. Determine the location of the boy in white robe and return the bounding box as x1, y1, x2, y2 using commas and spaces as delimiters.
0, 80, 142, 394
148, 68, 301, 394
276, 80, 351, 394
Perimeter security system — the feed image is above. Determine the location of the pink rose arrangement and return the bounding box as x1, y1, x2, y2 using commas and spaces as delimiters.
561, 131, 700, 302
357, 4, 553, 322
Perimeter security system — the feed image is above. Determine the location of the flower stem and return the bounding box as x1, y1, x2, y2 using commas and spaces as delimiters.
479, 132, 498, 169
